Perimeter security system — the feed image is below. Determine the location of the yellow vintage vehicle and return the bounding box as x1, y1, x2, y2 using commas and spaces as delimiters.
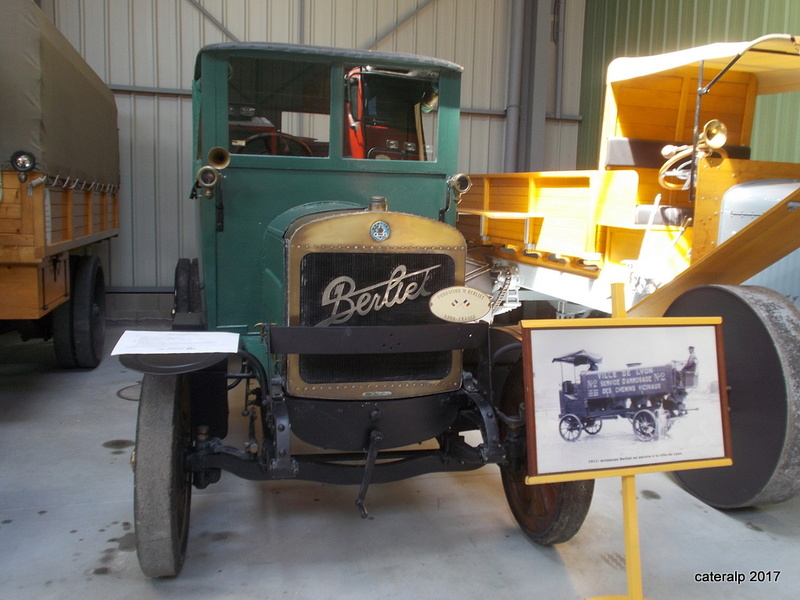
459, 34, 800, 510
0, 0, 119, 368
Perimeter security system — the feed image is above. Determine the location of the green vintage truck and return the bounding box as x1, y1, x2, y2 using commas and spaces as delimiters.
123, 42, 590, 578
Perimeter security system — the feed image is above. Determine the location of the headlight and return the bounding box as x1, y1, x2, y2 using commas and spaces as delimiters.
10, 150, 36, 172
196, 165, 220, 188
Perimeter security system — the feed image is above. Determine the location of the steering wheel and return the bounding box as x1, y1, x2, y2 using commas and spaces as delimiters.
234, 132, 313, 156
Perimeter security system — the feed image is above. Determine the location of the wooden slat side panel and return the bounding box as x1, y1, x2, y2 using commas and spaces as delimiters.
612, 68, 756, 147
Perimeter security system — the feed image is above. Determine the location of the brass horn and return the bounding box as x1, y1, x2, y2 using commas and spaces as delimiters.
700, 119, 727, 150
207, 146, 231, 169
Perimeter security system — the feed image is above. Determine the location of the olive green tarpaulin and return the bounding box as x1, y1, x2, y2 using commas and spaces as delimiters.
0, 0, 119, 186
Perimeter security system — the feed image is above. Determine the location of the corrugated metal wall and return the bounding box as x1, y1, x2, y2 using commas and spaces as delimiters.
38, 0, 515, 293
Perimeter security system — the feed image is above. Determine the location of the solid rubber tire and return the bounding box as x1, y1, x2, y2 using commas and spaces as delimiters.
174, 258, 191, 314
51, 257, 81, 368
71, 255, 106, 368
665, 285, 800, 507
52, 300, 78, 368
499, 361, 594, 545
134, 374, 192, 577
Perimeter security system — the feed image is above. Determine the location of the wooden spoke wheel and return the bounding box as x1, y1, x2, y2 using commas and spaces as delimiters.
134, 374, 193, 577
583, 418, 603, 435
665, 285, 800, 508
499, 361, 594, 545
632, 409, 658, 441
559, 414, 583, 441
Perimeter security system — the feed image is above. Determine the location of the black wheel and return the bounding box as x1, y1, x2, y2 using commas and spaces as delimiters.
52, 256, 105, 368
632, 409, 658, 441
173, 258, 191, 314
665, 285, 800, 508
174, 258, 202, 315
72, 255, 106, 368
134, 374, 192, 577
52, 298, 78, 368
559, 414, 582, 441
188, 259, 201, 312
583, 419, 602, 435
499, 361, 594, 545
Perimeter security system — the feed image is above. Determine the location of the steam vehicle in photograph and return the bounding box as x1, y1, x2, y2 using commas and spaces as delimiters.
553, 350, 693, 442
123, 43, 593, 578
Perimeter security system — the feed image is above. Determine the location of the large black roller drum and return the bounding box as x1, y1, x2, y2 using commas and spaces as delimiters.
665, 285, 800, 508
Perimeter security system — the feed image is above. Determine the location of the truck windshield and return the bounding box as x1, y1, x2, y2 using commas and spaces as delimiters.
227, 56, 331, 157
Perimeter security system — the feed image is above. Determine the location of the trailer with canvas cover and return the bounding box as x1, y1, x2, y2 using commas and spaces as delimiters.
0, 0, 119, 368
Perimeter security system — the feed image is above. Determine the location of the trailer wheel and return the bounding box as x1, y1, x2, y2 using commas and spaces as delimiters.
499, 361, 594, 545
52, 300, 78, 368
559, 414, 583, 441
52, 258, 80, 368
73, 255, 106, 368
632, 409, 658, 441
665, 285, 800, 508
134, 374, 192, 577
52, 256, 105, 368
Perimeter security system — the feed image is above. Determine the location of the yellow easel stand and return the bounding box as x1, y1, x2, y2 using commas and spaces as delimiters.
588, 474, 651, 600
590, 284, 652, 600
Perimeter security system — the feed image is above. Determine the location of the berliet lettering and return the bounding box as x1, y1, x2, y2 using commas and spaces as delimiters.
317, 264, 441, 326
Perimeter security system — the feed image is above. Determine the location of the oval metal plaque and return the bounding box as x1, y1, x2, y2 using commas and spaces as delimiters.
429, 286, 492, 323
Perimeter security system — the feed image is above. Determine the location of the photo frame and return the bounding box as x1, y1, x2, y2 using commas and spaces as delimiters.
521, 317, 731, 481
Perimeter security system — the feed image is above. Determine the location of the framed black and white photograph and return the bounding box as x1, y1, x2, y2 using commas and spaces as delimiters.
521, 317, 731, 479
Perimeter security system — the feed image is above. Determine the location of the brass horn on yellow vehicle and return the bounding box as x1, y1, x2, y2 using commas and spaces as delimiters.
207, 146, 231, 169
659, 119, 729, 191
700, 119, 727, 150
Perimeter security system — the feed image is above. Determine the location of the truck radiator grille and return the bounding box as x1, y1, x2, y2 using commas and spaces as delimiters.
298, 252, 455, 383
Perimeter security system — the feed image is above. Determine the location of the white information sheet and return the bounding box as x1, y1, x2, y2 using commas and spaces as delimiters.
111, 330, 240, 355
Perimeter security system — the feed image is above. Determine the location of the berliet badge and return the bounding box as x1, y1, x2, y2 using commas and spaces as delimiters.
370, 220, 391, 242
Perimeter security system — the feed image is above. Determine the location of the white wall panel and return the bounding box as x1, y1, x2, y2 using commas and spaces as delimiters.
39, 0, 515, 291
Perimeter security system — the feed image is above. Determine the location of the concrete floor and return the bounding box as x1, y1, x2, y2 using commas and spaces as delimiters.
1, 327, 799, 600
